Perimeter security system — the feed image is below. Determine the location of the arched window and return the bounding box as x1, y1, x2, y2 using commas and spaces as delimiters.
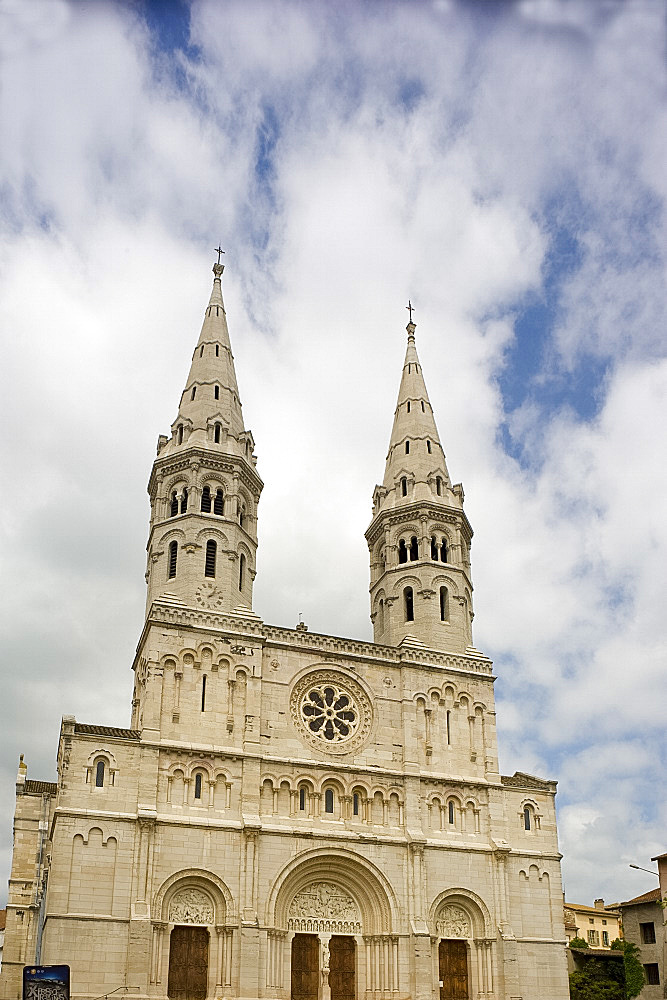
431, 536, 439, 560
177, 424, 183, 445
448, 800, 455, 825
95, 760, 105, 787
436, 476, 442, 496
194, 773, 202, 799
398, 539, 408, 564
324, 789, 334, 814
201, 675, 206, 712
170, 492, 178, 517
214, 423, 221, 444
405, 440, 410, 454
201, 486, 211, 513
214, 489, 224, 516
377, 598, 384, 633
215, 344, 219, 356
168, 541, 178, 579
199, 345, 204, 357
427, 440, 431, 453
440, 586, 449, 622
205, 540, 217, 578
446, 710, 451, 745
524, 807, 532, 831
180, 488, 188, 514
440, 538, 448, 562
407, 401, 411, 412
239, 505, 246, 528
239, 553, 245, 591
353, 792, 360, 816
214, 385, 219, 399
299, 787, 306, 811
404, 586, 414, 622
421, 401, 425, 412
401, 477, 408, 497
191, 386, 196, 400
409, 535, 418, 561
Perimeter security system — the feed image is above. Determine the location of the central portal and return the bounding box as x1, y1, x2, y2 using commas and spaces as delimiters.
439, 939, 469, 1000
329, 936, 355, 1000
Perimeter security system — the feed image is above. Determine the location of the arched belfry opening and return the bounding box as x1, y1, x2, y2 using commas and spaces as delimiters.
268, 850, 398, 997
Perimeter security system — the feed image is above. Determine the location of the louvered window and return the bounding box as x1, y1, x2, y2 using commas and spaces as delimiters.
214, 489, 224, 515
168, 541, 178, 579
205, 540, 217, 578
201, 486, 211, 513
404, 586, 414, 622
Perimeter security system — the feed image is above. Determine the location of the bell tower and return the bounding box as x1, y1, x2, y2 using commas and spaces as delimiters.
145, 259, 262, 616
365, 312, 474, 653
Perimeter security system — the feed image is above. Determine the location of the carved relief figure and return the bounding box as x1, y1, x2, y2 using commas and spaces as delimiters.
169, 887, 214, 924
436, 904, 471, 938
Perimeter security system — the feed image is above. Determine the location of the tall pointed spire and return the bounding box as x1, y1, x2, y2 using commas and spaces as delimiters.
381, 316, 450, 503
366, 309, 473, 653
145, 259, 263, 616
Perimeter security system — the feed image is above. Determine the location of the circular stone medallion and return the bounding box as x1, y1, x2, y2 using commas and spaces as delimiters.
290, 670, 373, 755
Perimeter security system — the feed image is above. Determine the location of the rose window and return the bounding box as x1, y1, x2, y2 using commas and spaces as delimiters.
300, 683, 359, 743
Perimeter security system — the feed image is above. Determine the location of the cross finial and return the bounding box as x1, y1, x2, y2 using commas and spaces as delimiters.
406, 300, 414, 322
214, 245, 225, 265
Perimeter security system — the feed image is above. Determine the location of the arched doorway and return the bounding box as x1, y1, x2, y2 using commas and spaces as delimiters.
431, 895, 494, 998
268, 850, 397, 998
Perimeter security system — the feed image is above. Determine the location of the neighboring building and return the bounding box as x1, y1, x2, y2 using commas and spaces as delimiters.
0, 264, 570, 1000
617, 887, 664, 998
563, 898, 621, 948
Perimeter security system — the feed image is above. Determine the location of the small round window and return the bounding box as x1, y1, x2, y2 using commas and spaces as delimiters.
301, 683, 359, 744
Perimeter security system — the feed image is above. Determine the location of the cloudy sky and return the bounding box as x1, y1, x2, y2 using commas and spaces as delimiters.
1, 0, 665, 910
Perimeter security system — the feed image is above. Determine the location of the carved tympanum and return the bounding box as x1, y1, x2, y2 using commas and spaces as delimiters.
288, 881, 361, 933
169, 887, 214, 925
436, 904, 470, 939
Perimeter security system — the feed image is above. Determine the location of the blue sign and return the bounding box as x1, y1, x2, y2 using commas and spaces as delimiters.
23, 966, 70, 1000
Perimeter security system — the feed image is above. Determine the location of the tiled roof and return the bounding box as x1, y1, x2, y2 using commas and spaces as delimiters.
24, 780, 58, 795
74, 724, 140, 740
565, 901, 621, 915
618, 888, 662, 907
500, 771, 551, 790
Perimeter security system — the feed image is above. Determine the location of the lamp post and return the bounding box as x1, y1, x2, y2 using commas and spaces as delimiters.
629, 864, 659, 876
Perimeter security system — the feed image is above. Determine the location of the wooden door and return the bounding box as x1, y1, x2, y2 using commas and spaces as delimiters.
168, 926, 209, 1000
330, 936, 355, 1000
291, 933, 319, 1000
439, 939, 468, 1000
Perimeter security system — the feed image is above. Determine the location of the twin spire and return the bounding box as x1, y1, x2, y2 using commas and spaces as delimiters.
381, 305, 451, 504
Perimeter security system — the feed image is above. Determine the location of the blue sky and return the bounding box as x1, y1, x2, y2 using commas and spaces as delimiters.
0, 0, 665, 909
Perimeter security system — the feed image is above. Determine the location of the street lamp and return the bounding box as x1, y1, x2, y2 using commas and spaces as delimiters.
629, 864, 659, 876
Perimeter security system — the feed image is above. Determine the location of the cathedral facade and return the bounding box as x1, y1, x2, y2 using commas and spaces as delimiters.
1, 264, 569, 1000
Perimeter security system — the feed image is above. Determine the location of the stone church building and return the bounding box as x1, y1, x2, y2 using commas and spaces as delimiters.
1, 263, 569, 999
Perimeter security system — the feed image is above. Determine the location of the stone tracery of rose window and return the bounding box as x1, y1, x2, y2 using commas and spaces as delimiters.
300, 682, 359, 743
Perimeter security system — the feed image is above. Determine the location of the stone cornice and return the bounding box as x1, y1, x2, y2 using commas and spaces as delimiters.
148, 447, 263, 499
365, 501, 473, 546
134, 601, 493, 677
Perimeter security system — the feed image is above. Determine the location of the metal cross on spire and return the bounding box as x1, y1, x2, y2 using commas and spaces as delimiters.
406, 300, 415, 323
214, 245, 225, 265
